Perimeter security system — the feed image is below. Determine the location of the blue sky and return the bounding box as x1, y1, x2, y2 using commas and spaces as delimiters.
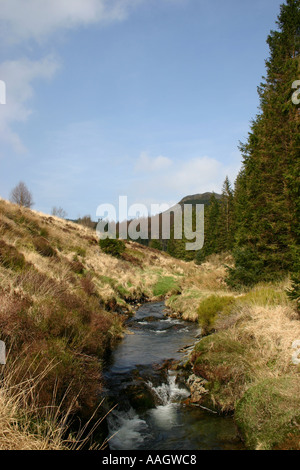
0, 0, 284, 219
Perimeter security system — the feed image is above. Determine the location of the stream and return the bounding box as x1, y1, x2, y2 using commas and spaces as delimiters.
103, 302, 244, 450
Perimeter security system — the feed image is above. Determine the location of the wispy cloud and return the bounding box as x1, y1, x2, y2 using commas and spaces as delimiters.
135, 151, 173, 173
0, 0, 143, 44
0, 56, 60, 154
132, 153, 240, 203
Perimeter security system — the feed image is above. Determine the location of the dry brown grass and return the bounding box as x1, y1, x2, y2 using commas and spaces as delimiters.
0, 357, 68, 450
166, 253, 234, 321
235, 304, 300, 378
190, 282, 300, 432
0, 198, 203, 449
0, 354, 113, 450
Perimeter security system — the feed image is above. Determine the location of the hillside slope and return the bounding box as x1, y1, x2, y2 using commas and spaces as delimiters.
0, 197, 205, 421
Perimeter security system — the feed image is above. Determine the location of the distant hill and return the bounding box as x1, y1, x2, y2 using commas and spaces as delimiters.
124, 191, 219, 253
179, 192, 221, 206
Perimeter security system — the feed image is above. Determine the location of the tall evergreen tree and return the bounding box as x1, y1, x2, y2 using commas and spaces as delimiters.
227, 0, 300, 287
219, 176, 234, 251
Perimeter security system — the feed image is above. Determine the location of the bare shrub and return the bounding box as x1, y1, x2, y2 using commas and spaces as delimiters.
10, 182, 34, 208
51, 206, 67, 219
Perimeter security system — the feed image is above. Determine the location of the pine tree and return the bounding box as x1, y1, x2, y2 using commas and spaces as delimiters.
227, 0, 300, 287
219, 176, 234, 251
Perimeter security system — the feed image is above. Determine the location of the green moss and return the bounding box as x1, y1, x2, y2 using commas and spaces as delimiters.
235, 377, 300, 450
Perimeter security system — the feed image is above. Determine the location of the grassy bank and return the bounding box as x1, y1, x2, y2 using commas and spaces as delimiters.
168, 266, 300, 450
0, 198, 196, 449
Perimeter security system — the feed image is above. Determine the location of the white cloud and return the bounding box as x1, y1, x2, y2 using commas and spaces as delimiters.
168, 156, 223, 192
0, 0, 142, 44
132, 153, 240, 203
0, 55, 60, 153
135, 151, 173, 173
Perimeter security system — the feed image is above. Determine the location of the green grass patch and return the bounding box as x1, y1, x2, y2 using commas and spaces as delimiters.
197, 295, 235, 334
235, 376, 300, 450
99, 275, 115, 285
152, 276, 179, 297
71, 246, 87, 258
98, 275, 132, 299
116, 284, 131, 298
192, 333, 255, 412
237, 285, 288, 307
126, 248, 146, 260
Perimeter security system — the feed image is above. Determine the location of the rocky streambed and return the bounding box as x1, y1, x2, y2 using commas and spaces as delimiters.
102, 302, 245, 450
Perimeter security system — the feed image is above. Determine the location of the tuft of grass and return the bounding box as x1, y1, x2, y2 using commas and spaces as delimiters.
71, 246, 87, 258
33, 237, 57, 258
0, 240, 27, 271
197, 294, 235, 334
70, 258, 85, 275
0, 354, 112, 450
0, 360, 68, 450
237, 285, 289, 307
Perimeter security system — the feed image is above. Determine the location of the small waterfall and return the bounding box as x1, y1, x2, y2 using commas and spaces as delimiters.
107, 371, 190, 449
147, 371, 190, 406
146, 371, 190, 431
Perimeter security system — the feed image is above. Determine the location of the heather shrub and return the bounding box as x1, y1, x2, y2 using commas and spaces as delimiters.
99, 238, 125, 258
33, 237, 56, 258
80, 275, 96, 296
70, 259, 85, 274
0, 240, 26, 271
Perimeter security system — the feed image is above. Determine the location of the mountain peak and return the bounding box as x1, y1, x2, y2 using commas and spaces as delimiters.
179, 192, 221, 205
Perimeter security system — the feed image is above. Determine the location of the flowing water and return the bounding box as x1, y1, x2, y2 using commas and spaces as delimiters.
103, 302, 244, 450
